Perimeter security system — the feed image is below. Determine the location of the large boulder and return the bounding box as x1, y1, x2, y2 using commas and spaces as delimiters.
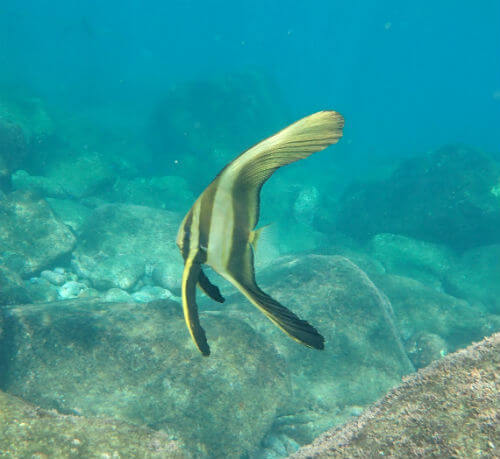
224, 255, 414, 447
147, 72, 289, 182
372, 273, 500, 364
45, 197, 93, 233
0, 298, 289, 457
102, 175, 195, 212
0, 389, 187, 458
370, 233, 456, 289
292, 333, 499, 458
444, 244, 500, 314
336, 145, 500, 250
43, 150, 116, 199
0, 95, 53, 145
0, 120, 28, 190
11, 169, 69, 198
0, 266, 32, 306
71, 203, 182, 291
0, 191, 76, 277
0, 94, 54, 178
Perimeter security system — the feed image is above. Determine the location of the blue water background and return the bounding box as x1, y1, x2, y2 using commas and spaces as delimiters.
1, 0, 499, 162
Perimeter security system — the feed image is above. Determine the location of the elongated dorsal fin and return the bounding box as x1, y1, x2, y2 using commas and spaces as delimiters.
229, 110, 344, 190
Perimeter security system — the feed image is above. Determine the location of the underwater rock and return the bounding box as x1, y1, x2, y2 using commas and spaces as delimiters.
337, 145, 500, 250
293, 185, 320, 227
373, 273, 500, 354
444, 243, 500, 314
103, 175, 195, 212
72, 203, 182, 291
11, 169, 68, 198
43, 150, 116, 198
151, 260, 184, 293
291, 333, 500, 458
0, 94, 54, 145
147, 72, 289, 179
23, 277, 59, 303
72, 252, 145, 291
40, 268, 67, 286
0, 191, 76, 277
370, 233, 456, 289
225, 254, 413, 445
0, 389, 188, 458
0, 120, 28, 190
103, 287, 134, 302
57, 280, 88, 299
404, 331, 448, 369
47, 198, 92, 234
1, 298, 288, 457
131, 285, 173, 303
0, 266, 32, 306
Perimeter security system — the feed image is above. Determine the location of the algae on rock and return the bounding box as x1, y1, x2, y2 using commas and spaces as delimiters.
337, 145, 500, 250
71, 203, 182, 291
0, 191, 76, 277
0, 389, 188, 458
225, 254, 413, 446
292, 333, 500, 458
0, 298, 289, 457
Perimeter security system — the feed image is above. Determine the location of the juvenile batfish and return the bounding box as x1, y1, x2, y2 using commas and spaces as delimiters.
176, 110, 344, 355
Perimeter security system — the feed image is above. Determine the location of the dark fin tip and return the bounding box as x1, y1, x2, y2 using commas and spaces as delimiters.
200, 341, 211, 356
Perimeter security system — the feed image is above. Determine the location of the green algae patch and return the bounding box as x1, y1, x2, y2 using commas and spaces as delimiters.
0, 390, 188, 458
292, 333, 499, 458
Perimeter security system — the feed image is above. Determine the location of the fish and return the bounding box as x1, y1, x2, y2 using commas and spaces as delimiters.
176, 110, 344, 355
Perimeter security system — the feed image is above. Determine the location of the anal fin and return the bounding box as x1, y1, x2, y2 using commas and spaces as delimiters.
181, 253, 210, 356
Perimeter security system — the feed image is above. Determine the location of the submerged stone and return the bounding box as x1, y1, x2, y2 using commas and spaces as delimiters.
370, 233, 455, 289
444, 243, 500, 314
0, 389, 188, 458
373, 273, 500, 352
72, 203, 182, 291
103, 175, 195, 212
292, 333, 499, 458
225, 254, 413, 445
0, 298, 289, 457
43, 150, 116, 199
46, 198, 93, 233
0, 120, 28, 190
11, 169, 68, 198
147, 72, 289, 180
0, 266, 32, 306
0, 191, 76, 277
337, 145, 500, 250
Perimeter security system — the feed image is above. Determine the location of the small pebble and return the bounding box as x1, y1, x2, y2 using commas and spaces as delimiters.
57, 281, 87, 299
41, 270, 66, 286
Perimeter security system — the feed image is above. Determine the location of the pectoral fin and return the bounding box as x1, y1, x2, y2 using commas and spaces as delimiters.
198, 269, 225, 303
181, 254, 210, 356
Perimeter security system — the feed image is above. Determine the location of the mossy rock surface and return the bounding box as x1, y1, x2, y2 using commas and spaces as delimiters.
71, 203, 182, 291
445, 243, 500, 314
372, 272, 500, 352
337, 145, 500, 250
0, 298, 289, 457
292, 333, 500, 458
0, 389, 188, 458
0, 191, 76, 277
225, 254, 413, 445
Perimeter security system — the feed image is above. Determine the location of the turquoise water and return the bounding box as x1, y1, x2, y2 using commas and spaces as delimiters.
0, 1, 499, 457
